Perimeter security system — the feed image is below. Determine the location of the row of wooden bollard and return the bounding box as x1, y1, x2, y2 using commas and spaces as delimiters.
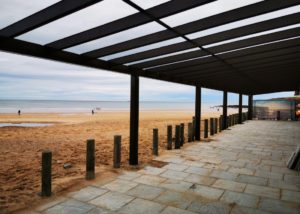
41, 113, 249, 197
41, 135, 122, 197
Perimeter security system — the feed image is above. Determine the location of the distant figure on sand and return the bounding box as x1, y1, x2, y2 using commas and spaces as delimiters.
92, 110, 94, 115
18, 110, 21, 115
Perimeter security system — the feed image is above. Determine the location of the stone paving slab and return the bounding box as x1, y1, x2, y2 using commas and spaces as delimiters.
160, 206, 196, 214
259, 198, 300, 214
158, 179, 193, 192
103, 179, 138, 193
244, 184, 280, 199
184, 173, 216, 186
69, 186, 108, 202
89, 191, 134, 211
212, 179, 246, 192
236, 174, 268, 186
44, 199, 95, 214
118, 198, 165, 214
126, 184, 165, 200
189, 184, 224, 200
154, 190, 193, 209
160, 169, 190, 180
29, 121, 300, 214
187, 201, 231, 214
220, 190, 259, 208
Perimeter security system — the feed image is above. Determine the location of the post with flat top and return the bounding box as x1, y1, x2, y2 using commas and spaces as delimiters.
113, 135, 121, 168
214, 118, 218, 134
223, 91, 228, 129
188, 122, 193, 142
86, 139, 95, 180
175, 125, 180, 149
130, 75, 139, 165
167, 125, 172, 150
153, 129, 158, 156
219, 115, 223, 132
248, 95, 253, 120
180, 123, 184, 146
238, 93, 243, 124
41, 150, 52, 197
204, 119, 208, 138
210, 118, 214, 136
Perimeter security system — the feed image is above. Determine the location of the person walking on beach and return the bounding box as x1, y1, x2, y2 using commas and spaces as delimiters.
92, 110, 94, 115
18, 110, 21, 115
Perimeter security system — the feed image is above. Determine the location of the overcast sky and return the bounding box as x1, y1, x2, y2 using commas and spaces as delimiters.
0, 0, 297, 102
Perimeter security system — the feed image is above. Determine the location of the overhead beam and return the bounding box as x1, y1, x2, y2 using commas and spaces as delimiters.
0, 0, 103, 38
0, 36, 195, 86
147, 28, 300, 73
83, 0, 300, 58
113, 13, 300, 66
46, 0, 215, 49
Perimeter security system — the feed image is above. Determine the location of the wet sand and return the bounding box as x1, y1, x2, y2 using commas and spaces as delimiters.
0, 111, 220, 213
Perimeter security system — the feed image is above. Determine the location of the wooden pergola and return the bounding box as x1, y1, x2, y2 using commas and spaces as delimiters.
0, 0, 299, 165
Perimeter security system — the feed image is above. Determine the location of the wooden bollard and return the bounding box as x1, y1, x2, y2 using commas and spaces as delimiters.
167, 125, 172, 150
188, 122, 193, 142
204, 119, 208, 138
175, 125, 180, 149
114, 135, 121, 168
214, 118, 218, 134
219, 116, 223, 132
153, 129, 158, 156
192, 116, 195, 141
210, 118, 214, 136
41, 150, 52, 197
86, 139, 95, 180
180, 123, 184, 146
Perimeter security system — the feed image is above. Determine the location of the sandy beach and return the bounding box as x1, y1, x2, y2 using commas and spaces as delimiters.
0, 111, 221, 213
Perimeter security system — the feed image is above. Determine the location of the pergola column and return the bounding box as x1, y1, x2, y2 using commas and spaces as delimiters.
248, 95, 253, 120
129, 75, 139, 165
195, 86, 201, 141
238, 93, 243, 124
222, 91, 228, 129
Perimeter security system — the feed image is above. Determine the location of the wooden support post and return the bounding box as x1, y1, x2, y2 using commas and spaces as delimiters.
41, 150, 52, 197
153, 129, 158, 156
223, 91, 228, 129
175, 125, 180, 149
167, 125, 172, 150
210, 118, 214, 136
204, 119, 208, 138
180, 123, 184, 146
86, 139, 95, 180
188, 122, 193, 143
113, 135, 121, 168
130, 75, 139, 165
214, 118, 218, 134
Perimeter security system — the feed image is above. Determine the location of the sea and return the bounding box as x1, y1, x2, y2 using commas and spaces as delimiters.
0, 99, 229, 114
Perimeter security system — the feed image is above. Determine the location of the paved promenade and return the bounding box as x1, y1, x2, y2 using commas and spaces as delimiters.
27, 121, 300, 214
